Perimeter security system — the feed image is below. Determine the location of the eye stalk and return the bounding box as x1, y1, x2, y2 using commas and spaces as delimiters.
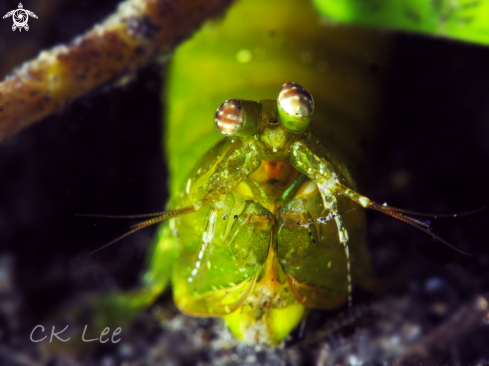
277, 82, 314, 134
214, 99, 261, 137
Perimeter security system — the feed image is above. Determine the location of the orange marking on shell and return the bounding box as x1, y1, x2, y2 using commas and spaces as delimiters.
252, 159, 297, 186
263, 161, 282, 179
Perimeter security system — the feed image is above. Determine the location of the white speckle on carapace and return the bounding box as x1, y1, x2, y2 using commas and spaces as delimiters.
359, 197, 370, 207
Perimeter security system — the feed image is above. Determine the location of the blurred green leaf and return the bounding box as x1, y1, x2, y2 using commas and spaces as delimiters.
312, 0, 489, 45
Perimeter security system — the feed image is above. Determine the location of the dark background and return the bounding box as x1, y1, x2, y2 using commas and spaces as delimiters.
0, 0, 489, 365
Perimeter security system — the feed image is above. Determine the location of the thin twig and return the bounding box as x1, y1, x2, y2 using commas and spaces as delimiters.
0, 0, 234, 141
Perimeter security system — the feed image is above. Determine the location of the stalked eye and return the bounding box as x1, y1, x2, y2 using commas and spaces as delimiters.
214, 99, 243, 136
214, 99, 261, 137
277, 82, 314, 134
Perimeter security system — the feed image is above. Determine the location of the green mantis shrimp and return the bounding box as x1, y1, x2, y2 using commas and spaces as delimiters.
75, 0, 386, 345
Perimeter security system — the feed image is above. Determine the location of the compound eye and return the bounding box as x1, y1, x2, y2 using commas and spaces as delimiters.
277, 82, 314, 134
214, 99, 244, 136
214, 99, 261, 138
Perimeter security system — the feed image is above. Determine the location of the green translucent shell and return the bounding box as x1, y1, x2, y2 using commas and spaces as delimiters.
173, 197, 272, 316
152, 134, 373, 344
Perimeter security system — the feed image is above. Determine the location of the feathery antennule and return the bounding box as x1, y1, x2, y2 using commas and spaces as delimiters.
335, 182, 478, 256
75, 212, 167, 219
368, 202, 474, 256
88, 206, 195, 254
90, 219, 158, 255
376, 204, 487, 218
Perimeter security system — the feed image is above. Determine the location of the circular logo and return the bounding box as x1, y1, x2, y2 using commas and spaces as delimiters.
12, 9, 29, 29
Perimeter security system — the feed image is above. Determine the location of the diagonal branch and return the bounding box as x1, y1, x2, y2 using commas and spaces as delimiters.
0, 0, 234, 142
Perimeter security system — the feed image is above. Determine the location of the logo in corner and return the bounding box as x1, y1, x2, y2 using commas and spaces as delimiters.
3, 3, 38, 32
